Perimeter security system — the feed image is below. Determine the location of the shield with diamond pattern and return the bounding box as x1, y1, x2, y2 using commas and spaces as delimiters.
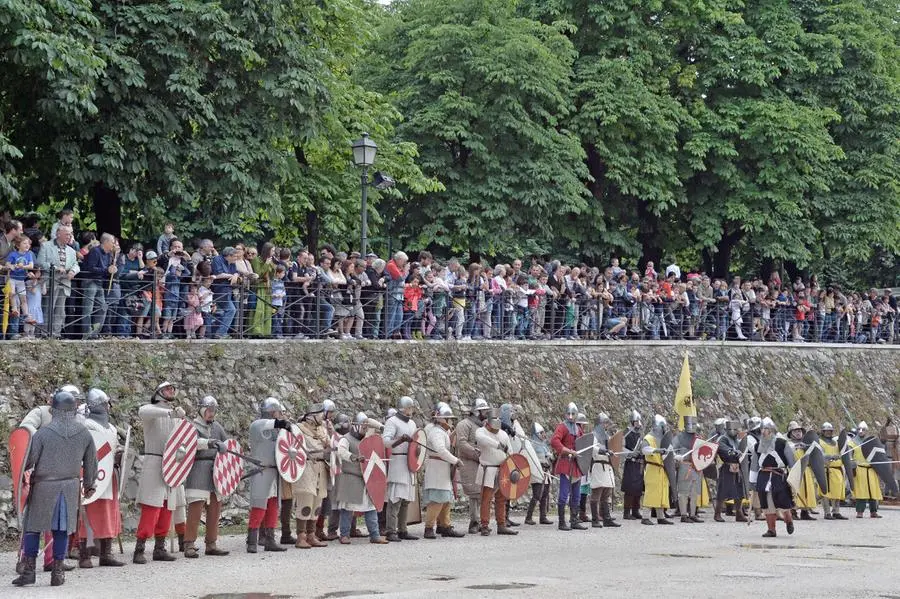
213, 439, 244, 497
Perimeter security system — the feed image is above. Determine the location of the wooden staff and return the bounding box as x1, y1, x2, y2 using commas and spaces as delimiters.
107, 250, 119, 293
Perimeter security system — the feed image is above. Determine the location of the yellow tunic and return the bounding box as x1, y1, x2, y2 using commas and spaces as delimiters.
698, 477, 710, 507
851, 441, 883, 501
819, 440, 845, 501
792, 446, 818, 509
642, 434, 669, 509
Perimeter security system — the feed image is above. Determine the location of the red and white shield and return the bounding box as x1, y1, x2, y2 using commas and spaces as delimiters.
276, 429, 307, 484
84, 426, 117, 505
162, 420, 198, 488
360, 436, 387, 511
213, 439, 244, 497
691, 438, 719, 472
407, 429, 427, 473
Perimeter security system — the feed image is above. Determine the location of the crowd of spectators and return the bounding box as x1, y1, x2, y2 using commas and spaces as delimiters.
1, 209, 897, 344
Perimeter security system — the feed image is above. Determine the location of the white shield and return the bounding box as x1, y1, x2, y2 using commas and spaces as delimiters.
690, 438, 719, 472
84, 426, 118, 505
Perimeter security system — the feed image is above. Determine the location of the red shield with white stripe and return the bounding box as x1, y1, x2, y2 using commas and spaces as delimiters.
83, 426, 117, 505
276, 429, 307, 484
162, 420, 199, 488
360, 435, 388, 511
213, 439, 244, 497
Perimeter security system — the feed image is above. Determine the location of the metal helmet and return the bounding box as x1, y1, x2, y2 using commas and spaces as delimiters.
748, 416, 762, 432
787, 420, 803, 433
682, 415, 697, 434
259, 397, 285, 418
472, 397, 490, 419
334, 413, 351, 434
761, 417, 777, 432
857, 421, 869, 434
486, 408, 502, 430
532, 422, 545, 436
576, 412, 589, 426
351, 412, 369, 436
52, 390, 77, 412
397, 396, 415, 417
435, 401, 450, 417
821, 422, 834, 435
630, 410, 642, 426
652, 414, 667, 436
59, 384, 84, 401
153, 381, 177, 403
435, 403, 456, 421
565, 402, 579, 421
85, 388, 110, 414
322, 399, 336, 414
725, 420, 740, 437
594, 413, 611, 431
714, 417, 727, 435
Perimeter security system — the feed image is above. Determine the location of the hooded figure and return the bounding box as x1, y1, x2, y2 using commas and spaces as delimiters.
456, 397, 491, 533
641, 415, 673, 525
621, 410, 645, 520
14, 391, 97, 588
714, 420, 747, 522
818, 422, 847, 520
421, 404, 465, 539
293, 401, 333, 548
588, 413, 620, 528
247, 397, 291, 553
673, 415, 703, 523
525, 423, 552, 526
334, 413, 389, 545
550, 402, 587, 531
749, 417, 797, 538
848, 421, 883, 518
381, 396, 419, 542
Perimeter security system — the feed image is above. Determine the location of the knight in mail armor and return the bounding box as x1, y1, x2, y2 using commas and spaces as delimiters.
621, 410, 645, 521
334, 413, 389, 545
182, 396, 231, 558
589, 413, 621, 528
77, 389, 124, 568
456, 398, 491, 533
133, 381, 185, 564
12, 391, 97, 588
641, 415, 674, 525
524, 422, 553, 526
714, 420, 747, 522
746, 416, 763, 518
499, 403, 523, 527
423, 404, 465, 539
314, 399, 338, 543
750, 417, 796, 537
818, 422, 847, 520
551, 402, 587, 531
382, 396, 420, 542
673, 415, 703, 523
246, 397, 291, 553
293, 401, 332, 548
787, 421, 817, 521
324, 412, 351, 541
849, 421, 883, 518
475, 408, 517, 536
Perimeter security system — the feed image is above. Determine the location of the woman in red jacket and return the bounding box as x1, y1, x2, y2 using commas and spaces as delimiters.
550, 403, 588, 531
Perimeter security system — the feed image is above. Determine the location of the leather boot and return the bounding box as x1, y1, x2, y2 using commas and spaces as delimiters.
539, 495, 552, 524
294, 520, 311, 549
736, 507, 748, 522
496, 524, 518, 535
590, 501, 603, 528
423, 527, 437, 539
570, 505, 588, 530
133, 538, 147, 564
204, 540, 229, 556
714, 501, 725, 522
525, 497, 537, 525
50, 559, 65, 587
578, 495, 588, 523
11, 555, 36, 586
306, 520, 327, 548
177, 533, 185, 553
762, 514, 777, 537
437, 525, 465, 538
246, 528, 259, 553
784, 511, 795, 535
631, 507, 642, 520
264, 528, 287, 551
505, 501, 520, 526
152, 537, 176, 561
280, 499, 296, 544
602, 503, 621, 527
78, 539, 94, 568
98, 539, 125, 567
800, 509, 816, 521
558, 505, 571, 530
468, 520, 480, 534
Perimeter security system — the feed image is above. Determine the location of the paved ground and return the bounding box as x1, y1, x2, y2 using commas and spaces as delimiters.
4, 507, 899, 599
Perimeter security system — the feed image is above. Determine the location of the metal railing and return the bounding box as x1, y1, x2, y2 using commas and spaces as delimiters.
2, 269, 897, 345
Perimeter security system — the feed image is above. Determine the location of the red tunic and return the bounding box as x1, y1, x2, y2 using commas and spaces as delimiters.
551, 422, 583, 477
79, 476, 122, 539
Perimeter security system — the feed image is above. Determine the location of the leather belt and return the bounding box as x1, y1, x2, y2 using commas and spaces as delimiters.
33, 476, 79, 483
142, 453, 162, 457
393, 452, 408, 456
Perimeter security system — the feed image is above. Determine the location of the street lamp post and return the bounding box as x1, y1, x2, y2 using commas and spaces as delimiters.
351, 132, 378, 257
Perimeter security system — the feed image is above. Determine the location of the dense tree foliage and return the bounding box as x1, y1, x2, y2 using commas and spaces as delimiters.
1, 0, 897, 282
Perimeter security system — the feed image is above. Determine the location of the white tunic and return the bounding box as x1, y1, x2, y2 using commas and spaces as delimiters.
136, 403, 186, 509
335, 436, 374, 512
423, 423, 458, 492
19, 405, 52, 434
475, 427, 510, 489
382, 415, 417, 502
590, 443, 615, 489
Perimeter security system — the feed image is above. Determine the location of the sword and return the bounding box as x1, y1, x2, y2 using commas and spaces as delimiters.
241, 466, 266, 480
118, 425, 132, 501
224, 448, 262, 466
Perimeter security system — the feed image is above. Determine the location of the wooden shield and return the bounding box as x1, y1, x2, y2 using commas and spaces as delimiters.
575, 433, 594, 477
162, 419, 198, 488
498, 454, 531, 500
360, 435, 387, 511
276, 429, 307, 484
608, 430, 624, 471
407, 429, 427, 473
83, 426, 117, 505
213, 439, 244, 497
9, 427, 31, 524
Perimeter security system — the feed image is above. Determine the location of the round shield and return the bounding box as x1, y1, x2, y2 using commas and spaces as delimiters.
84, 426, 118, 505
276, 429, 307, 484
162, 419, 198, 488
213, 439, 244, 497
498, 453, 531, 500
407, 429, 427, 473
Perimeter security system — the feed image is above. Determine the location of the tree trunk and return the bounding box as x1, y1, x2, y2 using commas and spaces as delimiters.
759, 257, 775, 284
92, 182, 121, 238
636, 201, 662, 271
701, 248, 714, 276
468, 249, 480, 264
711, 229, 742, 279
306, 209, 319, 256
